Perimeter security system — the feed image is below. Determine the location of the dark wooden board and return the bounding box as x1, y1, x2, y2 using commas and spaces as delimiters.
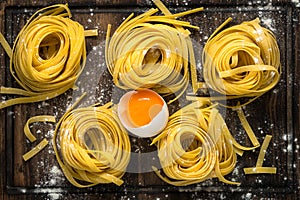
0, 0, 299, 199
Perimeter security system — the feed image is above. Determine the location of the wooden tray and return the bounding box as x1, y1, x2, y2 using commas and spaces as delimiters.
2, 1, 297, 198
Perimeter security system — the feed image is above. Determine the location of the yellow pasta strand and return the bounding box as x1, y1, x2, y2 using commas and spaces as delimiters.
52, 101, 131, 187
256, 135, 272, 167
201, 18, 281, 103
0, 4, 97, 109
23, 138, 49, 161
244, 135, 276, 174
0, 32, 12, 58
243, 167, 277, 174
24, 115, 56, 142
151, 100, 256, 186
105, 1, 203, 103
84, 29, 98, 37
236, 106, 260, 148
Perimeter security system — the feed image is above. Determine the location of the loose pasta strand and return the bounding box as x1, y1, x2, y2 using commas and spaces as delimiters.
244, 135, 276, 174
23, 138, 49, 161
24, 115, 56, 142
236, 105, 260, 148
22, 115, 56, 161
0, 32, 12, 58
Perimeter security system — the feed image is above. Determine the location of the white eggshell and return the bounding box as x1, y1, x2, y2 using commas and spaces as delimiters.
117, 90, 169, 138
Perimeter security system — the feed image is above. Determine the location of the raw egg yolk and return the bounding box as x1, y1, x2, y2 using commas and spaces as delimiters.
128, 90, 164, 127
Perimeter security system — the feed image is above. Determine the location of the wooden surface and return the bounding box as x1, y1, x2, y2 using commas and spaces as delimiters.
0, 0, 299, 199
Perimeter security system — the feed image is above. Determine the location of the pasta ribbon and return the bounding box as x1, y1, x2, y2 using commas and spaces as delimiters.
22, 115, 56, 161
0, 4, 98, 109
105, 1, 203, 103
0, 32, 12, 58
244, 135, 276, 174
201, 18, 281, 102
23, 138, 49, 161
24, 115, 56, 142
52, 101, 131, 187
151, 100, 255, 186
236, 106, 260, 148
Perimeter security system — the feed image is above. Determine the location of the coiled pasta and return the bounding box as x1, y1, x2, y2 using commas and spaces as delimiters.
105, 6, 203, 103
52, 102, 131, 187
0, 4, 97, 109
202, 18, 281, 100
151, 100, 256, 186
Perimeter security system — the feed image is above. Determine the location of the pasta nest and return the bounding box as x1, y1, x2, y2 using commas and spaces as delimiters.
53, 103, 131, 187
202, 18, 281, 97
151, 101, 247, 186
105, 8, 196, 101
11, 5, 86, 98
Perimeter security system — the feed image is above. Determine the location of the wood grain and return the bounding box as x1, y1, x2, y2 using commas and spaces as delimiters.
0, 0, 299, 199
